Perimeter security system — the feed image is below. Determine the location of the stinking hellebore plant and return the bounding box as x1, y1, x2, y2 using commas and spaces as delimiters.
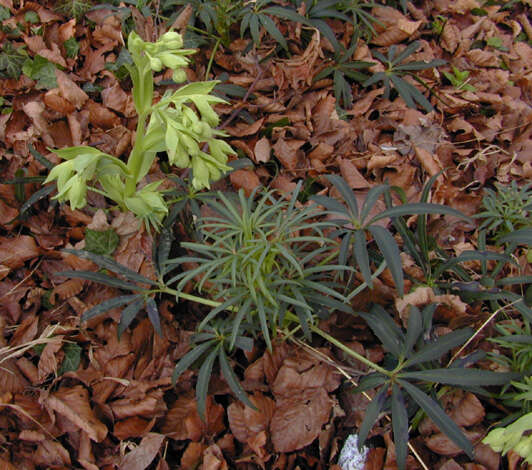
44, 31, 235, 230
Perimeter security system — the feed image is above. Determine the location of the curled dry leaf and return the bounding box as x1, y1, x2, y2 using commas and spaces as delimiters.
56, 70, 89, 110
34, 440, 71, 467
119, 433, 165, 470
44, 385, 108, 442
395, 286, 468, 324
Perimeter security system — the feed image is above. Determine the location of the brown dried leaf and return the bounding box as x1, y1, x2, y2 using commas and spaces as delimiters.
425, 430, 483, 457
37, 336, 63, 381
230, 169, 261, 196
87, 101, 121, 129
271, 388, 332, 452
228, 392, 275, 443
56, 70, 88, 109
338, 158, 370, 189
0, 235, 39, 269
119, 433, 165, 470
449, 392, 485, 427
45, 385, 108, 442
34, 439, 71, 467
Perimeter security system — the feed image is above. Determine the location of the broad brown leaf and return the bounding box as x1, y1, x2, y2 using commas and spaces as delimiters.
45, 385, 108, 442
119, 433, 165, 470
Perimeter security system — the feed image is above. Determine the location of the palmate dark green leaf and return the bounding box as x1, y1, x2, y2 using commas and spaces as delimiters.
398, 379, 473, 458
62, 249, 157, 286
118, 296, 144, 338
358, 384, 389, 447
353, 229, 372, 288
196, 346, 219, 420
81, 295, 139, 322
172, 340, 217, 385
359, 305, 404, 358
368, 225, 404, 295
392, 385, 409, 470
218, 348, 255, 409
400, 368, 520, 386
404, 328, 473, 367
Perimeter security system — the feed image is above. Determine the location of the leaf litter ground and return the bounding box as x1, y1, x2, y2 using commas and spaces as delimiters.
0, 0, 531, 469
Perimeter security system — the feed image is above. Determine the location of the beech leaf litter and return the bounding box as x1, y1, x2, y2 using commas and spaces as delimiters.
0, 0, 531, 469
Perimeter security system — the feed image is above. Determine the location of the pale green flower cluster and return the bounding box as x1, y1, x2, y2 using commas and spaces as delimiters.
44, 30, 235, 230
483, 412, 532, 464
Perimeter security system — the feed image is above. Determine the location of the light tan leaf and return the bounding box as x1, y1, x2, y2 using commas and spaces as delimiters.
414, 145, 443, 178
338, 158, 370, 189
119, 433, 165, 470
227, 392, 275, 443
254, 136, 271, 163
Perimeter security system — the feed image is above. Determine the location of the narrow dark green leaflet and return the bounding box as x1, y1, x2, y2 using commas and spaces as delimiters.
359, 306, 404, 358
360, 185, 389, 224
172, 340, 217, 384
499, 228, 532, 246
392, 386, 409, 470
369, 202, 471, 226
63, 249, 157, 286
398, 379, 474, 458
146, 297, 162, 336
368, 225, 404, 295
404, 328, 473, 368
196, 347, 219, 420
58, 270, 143, 292
327, 174, 360, 219
19, 185, 55, 218
400, 368, 520, 386
29, 143, 54, 170
81, 295, 139, 322
353, 373, 388, 394
404, 305, 422, 356
353, 229, 372, 288
218, 348, 255, 409
118, 296, 144, 338
357, 384, 389, 447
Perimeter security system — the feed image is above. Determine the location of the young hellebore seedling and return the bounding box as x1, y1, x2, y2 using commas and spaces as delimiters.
45, 31, 235, 230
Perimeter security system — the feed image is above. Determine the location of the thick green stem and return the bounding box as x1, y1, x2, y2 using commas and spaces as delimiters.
125, 112, 148, 196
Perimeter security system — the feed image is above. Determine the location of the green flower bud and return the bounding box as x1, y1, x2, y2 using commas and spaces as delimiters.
149, 56, 163, 72
172, 69, 187, 83
159, 31, 183, 49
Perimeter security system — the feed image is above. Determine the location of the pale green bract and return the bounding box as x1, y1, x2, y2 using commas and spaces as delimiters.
483, 412, 532, 463
44, 30, 235, 230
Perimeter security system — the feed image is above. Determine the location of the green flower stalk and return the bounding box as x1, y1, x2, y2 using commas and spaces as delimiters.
45, 31, 234, 230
